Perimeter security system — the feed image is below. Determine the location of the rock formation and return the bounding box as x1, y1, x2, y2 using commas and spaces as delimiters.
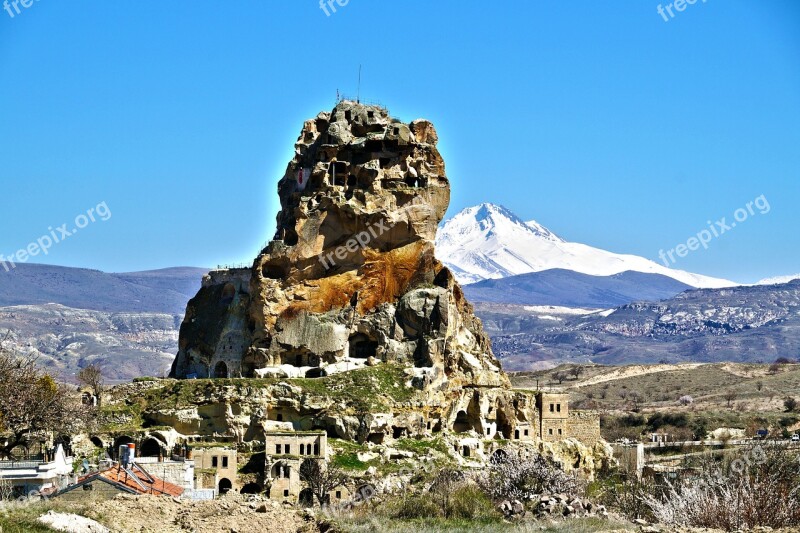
171, 100, 505, 391
166, 101, 601, 454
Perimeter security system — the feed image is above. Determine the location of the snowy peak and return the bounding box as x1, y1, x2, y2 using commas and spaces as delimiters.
756, 274, 800, 285
435, 204, 737, 289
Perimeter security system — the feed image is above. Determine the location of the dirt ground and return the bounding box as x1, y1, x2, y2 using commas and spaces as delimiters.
83, 493, 313, 533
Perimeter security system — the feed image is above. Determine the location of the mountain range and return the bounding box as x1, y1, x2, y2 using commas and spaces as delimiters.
0, 265, 207, 382
487, 280, 800, 370
1, 203, 797, 380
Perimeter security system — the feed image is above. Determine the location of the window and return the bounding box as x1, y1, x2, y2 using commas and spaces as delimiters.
548, 428, 553, 435
557, 404, 561, 413
314, 444, 320, 455
336, 490, 342, 499
284, 466, 290, 479
276, 444, 281, 454
277, 414, 283, 422
300, 444, 305, 455
486, 428, 491, 435
524, 429, 529, 437
549, 403, 554, 412
222, 457, 228, 468
212, 456, 218, 468
285, 445, 291, 455
558, 428, 562, 435
284, 490, 289, 497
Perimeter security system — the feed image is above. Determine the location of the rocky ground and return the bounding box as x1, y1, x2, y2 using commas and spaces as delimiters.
84, 493, 312, 533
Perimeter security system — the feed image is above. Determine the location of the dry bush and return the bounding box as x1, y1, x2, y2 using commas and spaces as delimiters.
476, 452, 580, 501
644, 444, 800, 530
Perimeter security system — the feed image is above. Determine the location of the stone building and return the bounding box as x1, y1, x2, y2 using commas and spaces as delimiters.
265, 430, 327, 502
191, 447, 238, 495
537, 392, 570, 442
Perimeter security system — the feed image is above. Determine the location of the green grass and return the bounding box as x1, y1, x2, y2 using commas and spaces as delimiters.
288, 364, 416, 411
394, 437, 449, 455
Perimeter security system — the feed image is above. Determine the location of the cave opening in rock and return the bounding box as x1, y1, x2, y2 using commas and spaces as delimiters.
349, 334, 378, 359
262, 263, 287, 280
214, 362, 228, 379
220, 283, 236, 305
453, 410, 471, 433
241, 483, 263, 495
367, 433, 385, 445
140, 438, 162, 458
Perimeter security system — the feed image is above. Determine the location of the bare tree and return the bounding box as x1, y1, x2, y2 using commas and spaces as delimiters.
77, 364, 105, 407
0, 340, 89, 459
569, 366, 585, 380
551, 371, 567, 385
724, 391, 738, 409
299, 458, 347, 507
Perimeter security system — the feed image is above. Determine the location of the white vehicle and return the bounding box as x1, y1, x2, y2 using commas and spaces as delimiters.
792, 434, 799, 442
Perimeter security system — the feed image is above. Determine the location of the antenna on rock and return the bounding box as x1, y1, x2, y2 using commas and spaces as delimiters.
357, 64, 362, 103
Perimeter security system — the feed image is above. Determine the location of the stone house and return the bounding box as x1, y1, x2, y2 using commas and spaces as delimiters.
265, 430, 327, 502
537, 392, 570, 442
191, 447, 238, 494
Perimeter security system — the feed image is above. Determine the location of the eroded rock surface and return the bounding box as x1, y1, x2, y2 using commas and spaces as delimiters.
171, 100, 505, 392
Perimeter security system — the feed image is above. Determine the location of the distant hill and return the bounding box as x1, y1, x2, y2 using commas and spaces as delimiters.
464, 269, 693, 308
0, 264, 208, 314
485, 279, 800, 370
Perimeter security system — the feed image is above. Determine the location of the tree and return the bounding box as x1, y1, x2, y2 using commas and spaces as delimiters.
551, 371, 567, 385
77, 364, 105, 407
755, 381, 764, 392
569, 366, 585, 380
724, 391, 738, 409
299, 458, 347, 506
784, 396, 797, 413
678, 395, 694, 406
0, 340, 89, 459
476, 452, 578, 501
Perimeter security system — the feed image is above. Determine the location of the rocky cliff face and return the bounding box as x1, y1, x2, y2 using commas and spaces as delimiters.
171, 101, 507, 393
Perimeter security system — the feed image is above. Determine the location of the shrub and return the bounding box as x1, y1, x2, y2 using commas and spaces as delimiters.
447, 484, 498, 520
644, 444, 800, 530
784, 396, 797, 412
390, 494, 441, 519
477, 452, 579, 501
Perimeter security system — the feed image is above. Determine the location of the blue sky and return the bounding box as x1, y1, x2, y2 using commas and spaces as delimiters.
0, 1, 798, 283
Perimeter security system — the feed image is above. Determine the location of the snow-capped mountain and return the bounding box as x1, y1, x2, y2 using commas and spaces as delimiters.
435, 203, 736, 289
756, 274, 800, 285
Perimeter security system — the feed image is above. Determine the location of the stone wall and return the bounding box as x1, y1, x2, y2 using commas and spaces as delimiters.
57, 481, 127, 502
567, 411, 601, 445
